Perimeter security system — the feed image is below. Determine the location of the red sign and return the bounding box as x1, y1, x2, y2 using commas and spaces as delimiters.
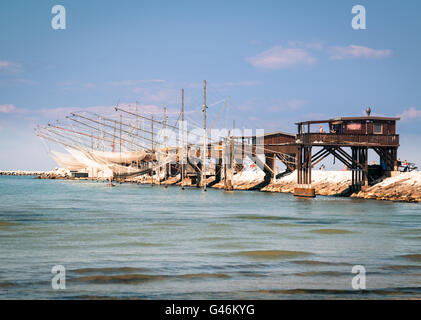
346, 123, 362, 131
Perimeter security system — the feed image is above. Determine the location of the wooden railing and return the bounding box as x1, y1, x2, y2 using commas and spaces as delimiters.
297, 133, 399, 146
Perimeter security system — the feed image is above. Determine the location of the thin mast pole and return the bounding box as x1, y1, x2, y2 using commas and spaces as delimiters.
119, 115, 122, 178
151, 116, 154, 151
157, 113, 161, 185
203, 80, 207, 191
135, 101, 139, 151
164, 106, 167, 181
97, 116, 100, 149
119, 114, 122, 155
113, 120, 117, 152
101, 117, 105, 151
181, 88, 185, 190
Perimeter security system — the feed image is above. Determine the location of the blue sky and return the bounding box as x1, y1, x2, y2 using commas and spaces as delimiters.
0, 0, 420, 170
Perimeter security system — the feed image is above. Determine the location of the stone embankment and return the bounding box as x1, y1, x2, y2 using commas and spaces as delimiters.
106, 169, 421, 202
212, 170, 265, 190
351, 171, 421, 203
5, 167, 420, 202
262, 171, 352, 196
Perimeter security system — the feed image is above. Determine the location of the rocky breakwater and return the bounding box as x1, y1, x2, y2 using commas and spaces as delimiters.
351, 171, 421, 203
1, 168, 72, 179
1, 170, 48, 176
262, 170, 352, 196
212, 169, 265, 190
34, 168, 71, 179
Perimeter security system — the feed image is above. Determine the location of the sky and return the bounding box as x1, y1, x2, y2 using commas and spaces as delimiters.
0, 0, 420, 170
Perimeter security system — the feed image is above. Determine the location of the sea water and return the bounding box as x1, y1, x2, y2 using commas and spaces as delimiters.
0, 176, 420, 299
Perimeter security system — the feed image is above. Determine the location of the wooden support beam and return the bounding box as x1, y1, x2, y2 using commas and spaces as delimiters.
311, 147, 329, 162
311, 147, 330, 166
325, 147, 352, 168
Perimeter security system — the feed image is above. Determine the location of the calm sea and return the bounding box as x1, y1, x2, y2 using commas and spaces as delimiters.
0, 176, 420, 299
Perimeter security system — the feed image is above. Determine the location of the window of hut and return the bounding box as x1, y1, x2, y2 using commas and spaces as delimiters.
373, 123, 383, 134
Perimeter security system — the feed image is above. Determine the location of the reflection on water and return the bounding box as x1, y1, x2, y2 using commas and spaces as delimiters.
0, 176, 420, 299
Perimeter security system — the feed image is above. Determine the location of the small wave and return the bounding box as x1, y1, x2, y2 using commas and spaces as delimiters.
254, 288, 353, 295
383, 265, 421, 271
106, 241, 161, 248
0, 220, 17, 227
75, 295, 137, 300
178, 273, 230, 279
198, 236, 228, 241
237, 271, 266, 278
292, 260, 352, 266
71, 267, 148, 274
396, 228, 421, 235
213, 262, 270, 270
229, 214, 282, 221
71, 272, 231, 284
270, 223, 302, 227
295, 271, 343, 277
298, 220, 337, 225
310, 229, 353, 234
237, 250, 311, 259
209, 223, 230, 229
400, 254, 421, 262
253, 287, 421, 296
71, 274, 165, 284
212, 242, 249, 249
149, 222, 181, 227
0, 282, 17, 288
229, 214, 304, 221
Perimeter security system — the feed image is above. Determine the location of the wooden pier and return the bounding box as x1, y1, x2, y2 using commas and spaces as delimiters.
294, 111, 400, 196
36, 80, 402, 199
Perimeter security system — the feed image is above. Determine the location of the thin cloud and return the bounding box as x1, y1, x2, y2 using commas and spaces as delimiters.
0, 78, 38, 86
36, 103, 171, 120
329, 45, 392, 60
288, 41, 324, 50
0, 104, 27, 114
0, 60, 22, 73
110, 80, 166, 86
223, 80, 261, 87
398, 107, 421, 121
13, 78, 38, 85
246, 46, 317, 70
299, 112, 329, 121
58, 80, 166, 92
267, 99, 308, 112
249, 40, 263, 46
234, 98, 307, 114
131, 87, 180, 105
